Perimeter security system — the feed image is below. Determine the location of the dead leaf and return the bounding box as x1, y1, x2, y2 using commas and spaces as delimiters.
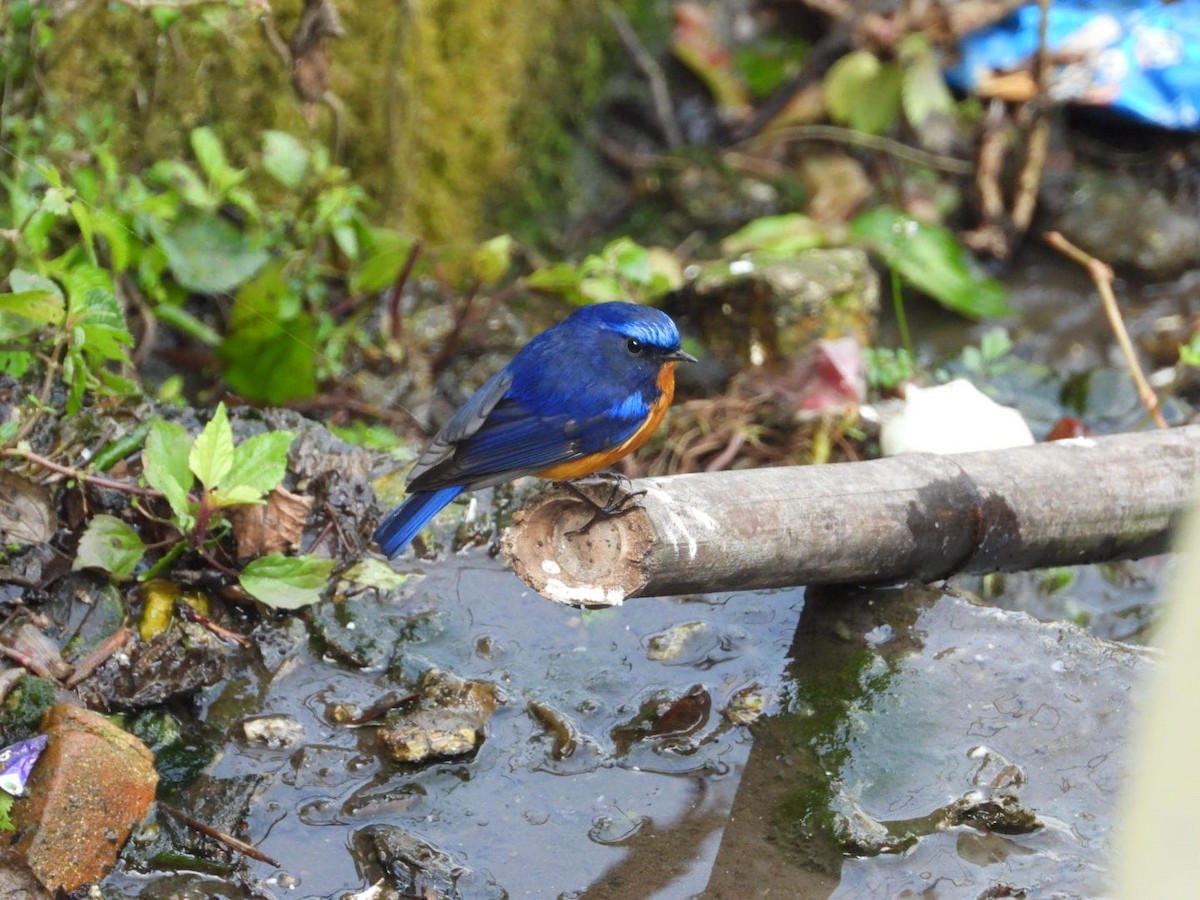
0, 471, 56, 546
229, 486, 313, 560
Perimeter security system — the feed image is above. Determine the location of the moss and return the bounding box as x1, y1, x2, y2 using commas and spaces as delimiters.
381, 0, 609, 244
2, 675, 57, 743
35, 0, 609, 246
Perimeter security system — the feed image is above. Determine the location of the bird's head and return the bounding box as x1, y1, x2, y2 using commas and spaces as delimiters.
572, 302, 697, 375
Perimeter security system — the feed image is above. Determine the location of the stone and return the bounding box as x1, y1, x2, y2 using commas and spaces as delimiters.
12, 704, 158, 892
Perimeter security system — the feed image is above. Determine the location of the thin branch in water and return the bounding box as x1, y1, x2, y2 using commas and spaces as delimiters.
1043, 231, 1168, 429
66, 625, 132, 689
159, 802, 281, 867
176, 602, 252, 647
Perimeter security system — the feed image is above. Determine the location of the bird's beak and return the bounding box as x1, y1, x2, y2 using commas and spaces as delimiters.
665, 348, 698, 363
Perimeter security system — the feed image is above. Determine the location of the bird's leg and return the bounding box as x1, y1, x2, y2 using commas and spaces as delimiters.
558, 474, 647, 536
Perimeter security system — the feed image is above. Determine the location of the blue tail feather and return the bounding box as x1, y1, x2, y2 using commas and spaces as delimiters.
373, 486, 465, 558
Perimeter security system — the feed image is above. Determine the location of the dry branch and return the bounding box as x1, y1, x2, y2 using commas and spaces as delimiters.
502, 427, 1199, 606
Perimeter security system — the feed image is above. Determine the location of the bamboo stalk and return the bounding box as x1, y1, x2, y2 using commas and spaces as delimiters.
502, 427, 1199, 606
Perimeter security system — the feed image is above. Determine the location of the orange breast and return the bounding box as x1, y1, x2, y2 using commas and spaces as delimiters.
537, 361, 677, 480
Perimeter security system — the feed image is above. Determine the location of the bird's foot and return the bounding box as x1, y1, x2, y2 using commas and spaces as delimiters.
559, 476, 646, 537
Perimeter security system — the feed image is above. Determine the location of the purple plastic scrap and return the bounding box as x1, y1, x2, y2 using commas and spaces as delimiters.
0, 734, 48, 797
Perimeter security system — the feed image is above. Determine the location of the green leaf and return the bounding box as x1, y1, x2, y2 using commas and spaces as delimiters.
0, 291, 64, 332
150, 212, 269, 295
605, 238, 651, 285
41, 186, 70, 218
352, 229, 419, 294
146, 159, 216, 210
73, 515, 146, 579
1, 272, 64, 341
721, 214, 827, 257
150, 6, 180, 28
153, 303, 223, 347
850, 206, 1011, 319
331, 223, 359, 260
8, 269, 62, 299
472, 234, 514, 284
225, 430, 295, 495
0, 792, 13, 830
1180, 333, 1200, 367
189, 402, 234, 491
211, 484, 266, 507
824, 50, 903, 135
223, 256, 316, 402
526, 262, 583, 299
143, 418, 194, 525
191, 126, 235, 189
91, 211, 133, 273
62, 264, 133, 366
899, 34, 957, 130
341, 558, 417, 591
239, 553, 334, 609
262, 131, 311, 188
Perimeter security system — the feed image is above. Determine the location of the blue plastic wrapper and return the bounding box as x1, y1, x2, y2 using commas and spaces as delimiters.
944, 0, 1200, 131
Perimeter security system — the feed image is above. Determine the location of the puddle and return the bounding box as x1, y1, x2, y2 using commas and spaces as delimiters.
105, 552, 805, 897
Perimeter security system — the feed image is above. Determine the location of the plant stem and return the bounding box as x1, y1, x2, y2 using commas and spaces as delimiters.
2, 446, 161, 497
1043, 231, 1168, 429
891, 267, 913, 358
138, 540, 189, 581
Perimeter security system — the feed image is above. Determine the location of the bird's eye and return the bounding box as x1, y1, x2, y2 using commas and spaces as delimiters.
626, 338, 643, 355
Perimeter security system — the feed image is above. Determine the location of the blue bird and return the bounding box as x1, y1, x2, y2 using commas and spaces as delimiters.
374, 301, 696, 558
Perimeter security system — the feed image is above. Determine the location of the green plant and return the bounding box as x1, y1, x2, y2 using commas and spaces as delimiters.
865, 347, 917, 393
850, 207, 1010, 320
2, 118, 381, 409
0, 149, 138, 424
526, 237, 683, 305
823, 35, 958, 138
72, 403, 333, 609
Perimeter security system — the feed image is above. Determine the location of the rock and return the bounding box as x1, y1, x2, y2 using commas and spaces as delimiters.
683, 248, 879, 371
0, 862, 50, 899
242, 714, 304, 749
377, 669, 502, 763
349, 824, 467, 899
75, 620, 229, 709
12, 704, 157, 892
1056, 170, 1200, 277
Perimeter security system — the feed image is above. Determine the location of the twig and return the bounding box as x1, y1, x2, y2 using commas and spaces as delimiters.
2, 447, 161, 497
284, 393, 420, 428
0, 645, 58, 680
1043, 231, 1168, 429
387, 240, 422, 342
606, 3, 682, 149
736, 125, 976, 175
65, 625, 132, 689
159, 803, 281, 867
197, 546, 241, 580
1009, 0, 1051, 236
176, 602, 252, 647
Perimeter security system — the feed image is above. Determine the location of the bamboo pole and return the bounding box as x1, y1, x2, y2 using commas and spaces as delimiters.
501, 426, 1199, 607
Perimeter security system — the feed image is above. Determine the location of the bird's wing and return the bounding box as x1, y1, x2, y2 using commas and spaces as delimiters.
406, 369, 513, 488
409, 395, 647, 492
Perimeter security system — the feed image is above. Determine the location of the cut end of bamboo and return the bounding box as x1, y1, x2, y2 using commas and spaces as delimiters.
501, 484, 654, 608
